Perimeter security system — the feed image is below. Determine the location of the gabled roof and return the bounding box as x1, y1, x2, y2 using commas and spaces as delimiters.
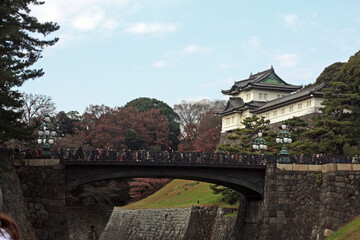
251, 82, 326, 114
216, 98, 265, 115
222, 67, 302, 95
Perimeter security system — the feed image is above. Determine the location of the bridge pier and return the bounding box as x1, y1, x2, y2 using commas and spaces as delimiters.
232, 195, 263, 240
15, 159, 69, 240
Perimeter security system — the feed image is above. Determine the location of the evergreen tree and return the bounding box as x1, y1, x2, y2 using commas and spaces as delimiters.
307, 50, 360, 154
217, 115, 270, 154
0, 0, 59, 144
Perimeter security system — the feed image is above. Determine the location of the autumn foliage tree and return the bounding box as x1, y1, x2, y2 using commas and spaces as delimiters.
175, 99, 226, 152
77, 105, 171, 150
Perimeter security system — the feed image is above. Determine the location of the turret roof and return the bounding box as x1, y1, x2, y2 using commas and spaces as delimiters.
222, 67, 302, 95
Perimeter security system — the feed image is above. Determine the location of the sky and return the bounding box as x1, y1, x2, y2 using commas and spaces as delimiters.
19, 0, 360, 114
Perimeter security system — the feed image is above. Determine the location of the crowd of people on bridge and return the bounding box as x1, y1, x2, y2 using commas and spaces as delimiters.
57, 147, 270, 165
2, 147, 359, 165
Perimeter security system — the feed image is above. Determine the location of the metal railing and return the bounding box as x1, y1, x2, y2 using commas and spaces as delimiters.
2, 148, 359, 165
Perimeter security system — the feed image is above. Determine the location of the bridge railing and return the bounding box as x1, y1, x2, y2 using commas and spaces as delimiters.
2, 148, 359, 165
57, 149, 272, 165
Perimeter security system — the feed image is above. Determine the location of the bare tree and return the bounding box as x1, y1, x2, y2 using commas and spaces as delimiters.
174, 99, 226, 128
174, 99, 226, 151
21, 93, 56, 125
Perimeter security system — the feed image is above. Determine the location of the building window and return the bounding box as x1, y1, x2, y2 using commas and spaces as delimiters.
289, 106, 293, 112
226, 118, 230, 125
264, 93, 267, 100
246, 94, 250, 101
277, 94, 281, 98
281, 108, 285, 114
307, 100, 312, 107
266, 113, 270, 118
259, 93, 263, 100
298, 103, 302, 110
273, 110, 277, 117
232, 117, 234, 124
282, 95, 286, 97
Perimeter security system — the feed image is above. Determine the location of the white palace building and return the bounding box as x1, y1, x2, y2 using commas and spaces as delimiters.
218, 67, 325, 133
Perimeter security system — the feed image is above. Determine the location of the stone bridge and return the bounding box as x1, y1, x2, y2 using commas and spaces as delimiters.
13, 155, 360, 240
65, 161, 266, 200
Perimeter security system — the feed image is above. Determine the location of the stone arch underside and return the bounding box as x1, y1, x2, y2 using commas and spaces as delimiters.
65, 165, 265, 200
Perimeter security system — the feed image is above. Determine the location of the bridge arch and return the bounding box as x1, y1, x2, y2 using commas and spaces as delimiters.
65, 162, 266, 200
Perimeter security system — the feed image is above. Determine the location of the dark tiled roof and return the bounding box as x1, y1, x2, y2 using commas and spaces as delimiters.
251, 82, 326, 114
222, 67, 302, 95
216, 98, 266, 115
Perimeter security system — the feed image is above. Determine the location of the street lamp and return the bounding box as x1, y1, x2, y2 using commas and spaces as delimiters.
38, 114, 56, 158
276, 122, 292, 163
253, 130, 267, 155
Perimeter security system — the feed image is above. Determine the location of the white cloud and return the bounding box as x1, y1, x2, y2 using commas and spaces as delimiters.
182, 45, 212, 54
274, 54, 298, 67
125, 22, 177, 35
284, 13, 298, 28
152, 60, 166, 68
72, 10, 104, 31
248, 36, 259, 48
102, 19, 119, 30
30, 0, 127, 34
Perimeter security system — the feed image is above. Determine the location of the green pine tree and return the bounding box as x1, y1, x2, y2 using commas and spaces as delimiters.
307, 50, 360, 154
0, 0, 59, 144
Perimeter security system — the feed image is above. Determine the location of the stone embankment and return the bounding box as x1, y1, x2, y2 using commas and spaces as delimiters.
15, 159, 68, 240
100, 206, 237, 240
261, 163, 360, 240
0, 167, 36, 239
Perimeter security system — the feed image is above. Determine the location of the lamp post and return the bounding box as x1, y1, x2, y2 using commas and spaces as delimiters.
37, 114, 56, 158
253, 130, 267, 155
276, 122, 292, 163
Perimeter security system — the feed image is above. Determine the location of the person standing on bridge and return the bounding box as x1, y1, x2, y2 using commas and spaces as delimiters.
0, 214, 20, 240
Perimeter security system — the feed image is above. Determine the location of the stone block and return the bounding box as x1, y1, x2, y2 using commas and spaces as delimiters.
44, 159, 60, 166
334, 182, 345, 188
309, 165, 322, 172
322, 164, 336, 173
335, 176, 344, 182
277, 164, 292, 171
337, 164, 352, 171
293, 164, 308, 171
277, 211, 285, 218
352, 164, 360, 171
28, 159, 45, 166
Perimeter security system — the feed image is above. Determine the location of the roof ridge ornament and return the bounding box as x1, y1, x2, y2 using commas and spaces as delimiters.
271, 65, 274, 70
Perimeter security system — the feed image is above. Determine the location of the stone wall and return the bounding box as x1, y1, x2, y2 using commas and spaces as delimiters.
66, 206, 113, 240
0, 167, 36, 239
100, 206, 238, 240
261, 163, 360, 240
211, 208, 238, 240
16, 159, 68, 240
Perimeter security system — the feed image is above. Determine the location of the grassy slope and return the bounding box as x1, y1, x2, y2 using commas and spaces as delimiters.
326, 215, 360, 240
121, 179, 238, 209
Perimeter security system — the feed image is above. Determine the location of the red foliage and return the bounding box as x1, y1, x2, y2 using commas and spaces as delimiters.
194, 128, 221, 152
178, 123, 198, 152
128, 178, 172, 203
179, 109, 222, 152
76, 105, 171, 150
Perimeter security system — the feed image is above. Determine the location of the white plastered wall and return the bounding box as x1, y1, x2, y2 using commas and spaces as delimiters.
221, 97, 323, 132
